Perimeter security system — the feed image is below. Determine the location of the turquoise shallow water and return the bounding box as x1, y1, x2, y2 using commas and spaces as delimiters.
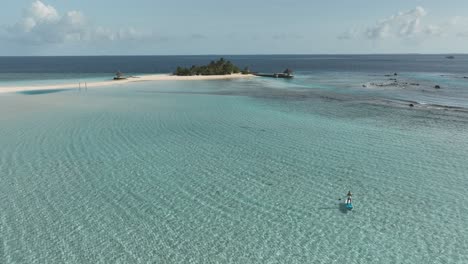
0, 73, 114, 87
1, 78, 468, 263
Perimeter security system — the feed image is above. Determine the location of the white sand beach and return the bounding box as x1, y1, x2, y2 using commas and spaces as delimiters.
0, 73, 256, 94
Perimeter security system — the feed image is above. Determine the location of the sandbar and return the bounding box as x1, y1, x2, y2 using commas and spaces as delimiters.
0, 73, 256, 94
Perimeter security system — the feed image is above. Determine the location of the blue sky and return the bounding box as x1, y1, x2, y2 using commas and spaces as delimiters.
1, 0, 468, 55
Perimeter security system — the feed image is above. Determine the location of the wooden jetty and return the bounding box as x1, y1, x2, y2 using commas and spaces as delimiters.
254, 68, 294, 79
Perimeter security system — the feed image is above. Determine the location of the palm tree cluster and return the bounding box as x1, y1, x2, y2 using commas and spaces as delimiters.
174, 58, 242, 76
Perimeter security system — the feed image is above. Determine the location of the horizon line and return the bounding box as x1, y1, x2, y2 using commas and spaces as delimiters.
0, 53, 466, 57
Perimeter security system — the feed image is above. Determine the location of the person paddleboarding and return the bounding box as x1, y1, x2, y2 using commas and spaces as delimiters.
346, 191, 352, 202
345, 191, 353, 210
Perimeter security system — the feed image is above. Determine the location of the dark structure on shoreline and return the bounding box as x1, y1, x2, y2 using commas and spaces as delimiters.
254, 69, 294, 79
113, 71, 127, 80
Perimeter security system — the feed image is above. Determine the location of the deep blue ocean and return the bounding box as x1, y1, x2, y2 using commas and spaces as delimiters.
1, 54, 468, 74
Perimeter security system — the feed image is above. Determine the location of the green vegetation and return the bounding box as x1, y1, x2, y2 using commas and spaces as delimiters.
241, 66, 251, 75
174, 58, 245, 76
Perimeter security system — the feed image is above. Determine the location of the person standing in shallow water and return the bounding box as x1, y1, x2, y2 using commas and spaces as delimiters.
346, 191, 352, 204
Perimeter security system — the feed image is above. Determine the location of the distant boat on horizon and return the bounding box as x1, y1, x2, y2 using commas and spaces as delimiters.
446, 55, 455, 59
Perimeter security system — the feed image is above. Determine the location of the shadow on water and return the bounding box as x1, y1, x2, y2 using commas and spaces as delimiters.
318, 203, 349, 214
338, 203, 349, 214
18, 89, 69, 95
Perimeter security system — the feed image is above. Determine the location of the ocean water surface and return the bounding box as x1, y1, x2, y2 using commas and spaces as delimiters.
1, 55, 468, 263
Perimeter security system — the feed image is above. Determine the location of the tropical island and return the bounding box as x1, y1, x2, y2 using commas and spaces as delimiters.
174, 58, 250, 76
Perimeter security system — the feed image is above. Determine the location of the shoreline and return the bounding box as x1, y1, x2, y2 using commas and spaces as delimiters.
0, 73, 255, 94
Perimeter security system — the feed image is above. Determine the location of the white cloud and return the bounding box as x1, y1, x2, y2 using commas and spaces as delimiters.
2, 1, 149, 45
339, 6, 453, 41
366, 6, 428, 39
26, 0, 59, 22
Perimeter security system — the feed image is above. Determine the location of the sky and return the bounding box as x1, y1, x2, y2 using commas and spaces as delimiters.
1, 0, 468, 55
